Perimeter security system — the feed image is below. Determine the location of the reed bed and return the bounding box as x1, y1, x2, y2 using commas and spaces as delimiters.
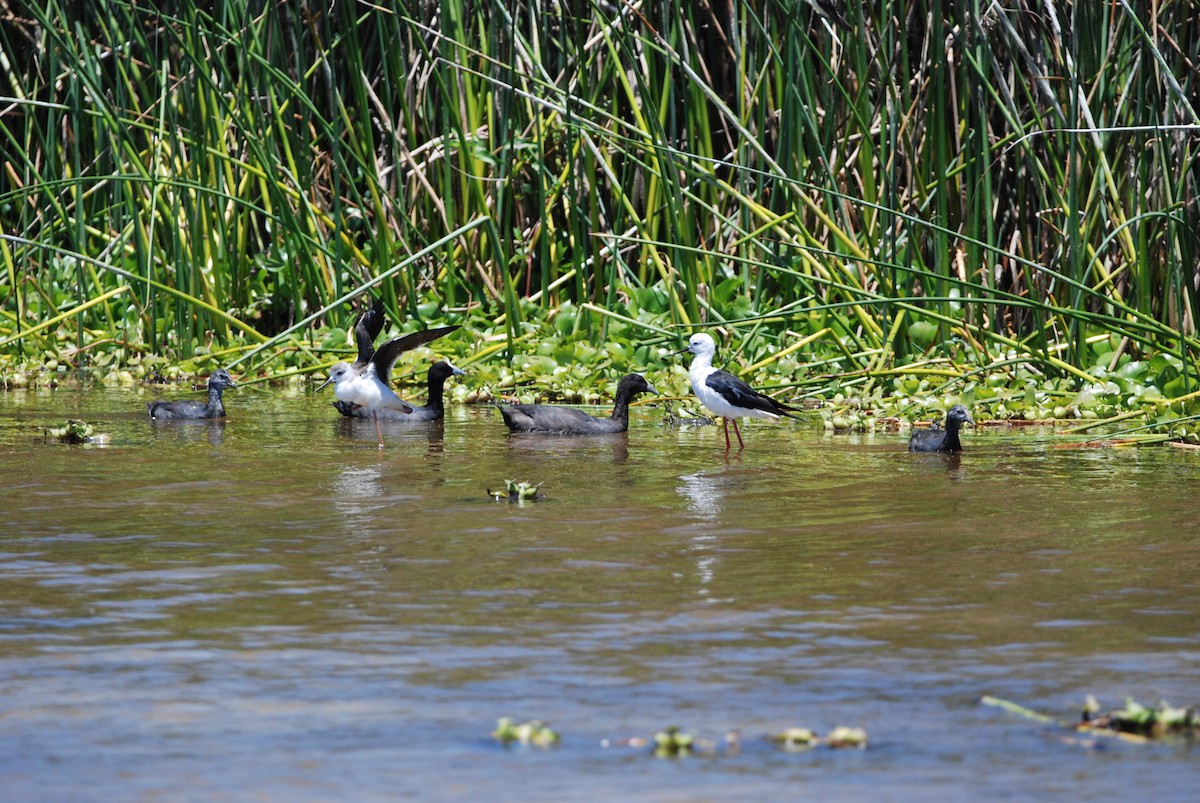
1, 1, 1198, 428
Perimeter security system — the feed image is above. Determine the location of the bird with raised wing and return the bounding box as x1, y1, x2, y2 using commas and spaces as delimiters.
318, 302, 459, 447
334, 360, 465, 423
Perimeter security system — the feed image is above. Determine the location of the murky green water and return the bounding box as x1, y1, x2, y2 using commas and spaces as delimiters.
2, 385, 1198, 800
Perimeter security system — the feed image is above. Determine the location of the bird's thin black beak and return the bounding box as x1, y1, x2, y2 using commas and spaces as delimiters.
645, 381, 660, 395
316, 375, 335, 392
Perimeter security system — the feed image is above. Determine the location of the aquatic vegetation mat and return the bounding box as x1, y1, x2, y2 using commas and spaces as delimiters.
488, 480, 545, 504
982, 695, 1198, 744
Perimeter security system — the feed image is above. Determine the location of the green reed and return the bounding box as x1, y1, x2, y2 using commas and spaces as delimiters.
0, 0, 1197, 391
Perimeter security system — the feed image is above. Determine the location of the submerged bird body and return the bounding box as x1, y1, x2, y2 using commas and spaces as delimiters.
498, 373, 658, 434
147, 369, 237, 420
681, 333, 800, 450
908, 405, 974, 452
335, 360, 465, 423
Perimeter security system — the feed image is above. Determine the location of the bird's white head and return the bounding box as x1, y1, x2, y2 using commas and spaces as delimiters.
317, 361, 354, 391
687, 332, 717, 359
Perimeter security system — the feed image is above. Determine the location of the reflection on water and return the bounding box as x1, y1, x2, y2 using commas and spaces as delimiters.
677, 469, 725, 520
675, 470, 725, 598
503, 432, 630, 464
0, 389, 1198, 800
148, 418, 227, 446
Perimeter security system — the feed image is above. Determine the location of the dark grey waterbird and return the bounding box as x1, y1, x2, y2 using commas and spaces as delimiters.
334, 360, 465, 423
908, 405, 974, 452
496, 373, 658, 434
146, 369, 238, 420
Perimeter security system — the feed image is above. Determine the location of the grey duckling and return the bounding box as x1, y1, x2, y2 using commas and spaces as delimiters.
908, 404, 974, 452
147, 369, 237, 420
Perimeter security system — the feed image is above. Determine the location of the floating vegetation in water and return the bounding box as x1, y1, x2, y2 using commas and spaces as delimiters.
770, 726, 868, 750
1083, 696, 1197, 738
770, 727, 818, 749
44, 419, 105, 445
597, 724, 866, 757
662, 405, 715, 428
492, 718, 559, 748
488, 480, 544, 503
823, 726, 869, 748
653, 726, 695, 757
982, 695, 1197, 743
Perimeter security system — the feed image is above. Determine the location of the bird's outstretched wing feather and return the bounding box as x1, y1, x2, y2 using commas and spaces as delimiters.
372, 325, 460, 382
352, 296, 386, 369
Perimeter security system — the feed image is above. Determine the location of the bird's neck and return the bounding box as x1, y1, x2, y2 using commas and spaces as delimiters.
206, 385, 225, 413
425, 375, 447, 412
942, 421, 962, 450
689, 353, 714, 374
610, 388, 633, 424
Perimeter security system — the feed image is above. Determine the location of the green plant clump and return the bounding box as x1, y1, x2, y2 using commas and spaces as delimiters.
492, 718, 559, 748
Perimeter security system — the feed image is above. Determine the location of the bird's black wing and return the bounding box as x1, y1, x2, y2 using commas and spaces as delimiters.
908, 428, 949, 452
372, 325, 460, 383
706, 369, 801, 418
352, 296, 386, 369
497, 403, 613, 433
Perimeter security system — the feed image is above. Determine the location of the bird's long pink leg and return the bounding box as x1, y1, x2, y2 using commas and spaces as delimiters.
373, 411, 384, 449
722, 417, 732, 451
732, 418, 745, 450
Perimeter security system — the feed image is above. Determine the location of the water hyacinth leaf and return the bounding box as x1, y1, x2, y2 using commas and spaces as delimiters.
824, 726, 868, 748
770, 728, 818, 749
907, 321, 938, 349
45, 419, 95, 444
653, 726, 694, 756
492, 718, 559, 748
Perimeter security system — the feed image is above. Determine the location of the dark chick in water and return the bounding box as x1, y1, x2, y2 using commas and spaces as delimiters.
334, 360, 465, 423
146, 369, 237, 420
497, 373, 658, 434
908, 404, 974, 452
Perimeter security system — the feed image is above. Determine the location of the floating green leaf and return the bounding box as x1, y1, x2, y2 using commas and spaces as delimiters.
492, 718, 559, 748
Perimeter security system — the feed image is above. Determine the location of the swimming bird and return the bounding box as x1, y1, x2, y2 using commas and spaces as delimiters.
318, 326, 460, 447
146, 369, 237, 420
908, 405, 974, 452
333, 360, 465, 423
678, 332, 801, 450
497, 373, 658, 434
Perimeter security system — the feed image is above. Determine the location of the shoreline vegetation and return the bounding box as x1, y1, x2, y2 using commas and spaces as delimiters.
1, 2, 1198, 444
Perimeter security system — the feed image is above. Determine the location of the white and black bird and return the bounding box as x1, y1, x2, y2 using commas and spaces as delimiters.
677, 333, 800, 451
908, 405, 974, 452
333, 360, 465, 424
317, 298, 458, 447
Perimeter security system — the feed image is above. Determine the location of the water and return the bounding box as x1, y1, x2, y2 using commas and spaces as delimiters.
1, 384, 1198, 801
